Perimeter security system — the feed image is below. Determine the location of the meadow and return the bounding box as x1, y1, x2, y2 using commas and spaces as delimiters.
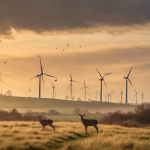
0, 121, 150, 150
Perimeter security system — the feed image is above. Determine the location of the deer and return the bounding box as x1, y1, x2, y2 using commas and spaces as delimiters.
79, 114, 98, 134
37, 115, 55, 131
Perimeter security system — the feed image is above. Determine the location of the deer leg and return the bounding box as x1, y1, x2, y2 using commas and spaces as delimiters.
42, 125, 45, 131
50, 124, 55, 131
94, 125, 98, 133
85, 126, 88, 134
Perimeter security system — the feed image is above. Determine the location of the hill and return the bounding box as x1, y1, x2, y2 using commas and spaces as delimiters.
0, 96, 135, 114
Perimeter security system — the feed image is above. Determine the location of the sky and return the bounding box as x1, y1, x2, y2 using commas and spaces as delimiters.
0, 0, 150, 104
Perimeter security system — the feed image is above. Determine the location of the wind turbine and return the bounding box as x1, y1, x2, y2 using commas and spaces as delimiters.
82, 80, 89, 101
124, 66, 133, 104
141, 91, 144, 103
119, 87, 125, 103
51, 82, 55, 99
28, 88, 33, 97
133, 90, 138, 105
107, 92, 110, 102
29, 55, 57, 98
105, 95, 107, 101
109, 91, 113, 102
96, 68, 112, 103
67, 73, 78, 100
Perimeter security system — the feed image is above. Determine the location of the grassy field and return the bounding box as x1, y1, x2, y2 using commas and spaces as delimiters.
0, 121, 150, 150
0, 96, 135, 114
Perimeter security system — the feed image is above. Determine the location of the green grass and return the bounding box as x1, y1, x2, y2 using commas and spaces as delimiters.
0, 122, 150, 150
0, 96, 135, 114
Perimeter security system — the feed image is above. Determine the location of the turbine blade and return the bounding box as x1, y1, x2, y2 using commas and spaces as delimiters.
96, 68, 102, 78
87, 87, 89, 89
82, 87, 85, 89
72, 80, 79, 83
1, 80, 7, 86
104, 80, 107, 88
128, 78, 133, 86
51, 82, 54, 86
127, 66, 133, 77
133, 95, 136, 98
44, 74, 56, 78
84, 80, 85, 86
29, 75, 38, 81
39, 55, 43, 74
70, 73, 72, 79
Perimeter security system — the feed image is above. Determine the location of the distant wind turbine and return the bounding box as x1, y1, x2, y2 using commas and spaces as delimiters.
29, 55, 57, 98
96, 68, 112, 103
67, 73, 78, 100
51, 82, 55, 99
124, 66, 133, 104
133, 90, 139, 105
107, 92, 110, 102
28, 88, 33, 97
109, 91, 113, 102
119, 87, 125, 103
141, 91, 144, 103
82, 80, 89, 101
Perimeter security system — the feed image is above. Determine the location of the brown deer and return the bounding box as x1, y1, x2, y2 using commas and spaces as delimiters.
37, 115, 55, 131
79, 114, 98, 134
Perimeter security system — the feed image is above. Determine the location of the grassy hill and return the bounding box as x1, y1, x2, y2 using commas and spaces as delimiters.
0, 96, 135, 114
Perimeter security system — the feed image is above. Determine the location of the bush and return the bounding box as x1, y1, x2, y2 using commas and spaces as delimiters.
99, 103, 150, 127
47, 109, 61, 115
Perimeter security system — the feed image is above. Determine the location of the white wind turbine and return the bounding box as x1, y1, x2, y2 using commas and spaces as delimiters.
119, 87, 125, 103
29, 55, 57, 98
141, 91, 144, 104
28, 88, 33, 97
51, 82, 55, 99
82, 80, 89, 101
124, 66, 133, 104
67, 73, 78, 100
109, 91, 113, 102
133, 90, 139, 105
96, 68, 112, 103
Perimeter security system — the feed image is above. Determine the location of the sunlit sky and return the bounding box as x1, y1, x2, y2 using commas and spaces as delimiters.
1, 0, 150, 104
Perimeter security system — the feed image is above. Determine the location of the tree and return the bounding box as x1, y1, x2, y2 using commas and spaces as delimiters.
65, 95, 69, 100
5, 90, 12, 96
77, 97, 82, 101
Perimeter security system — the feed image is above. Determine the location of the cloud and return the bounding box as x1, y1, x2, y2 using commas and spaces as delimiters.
1, 0, 150, 38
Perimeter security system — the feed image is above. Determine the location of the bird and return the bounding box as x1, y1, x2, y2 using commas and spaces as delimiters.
67, 44, 69, 46
62, 49, 66, 51
79, 46, 81, 47
4, 62, 6, 64
56, 48, 57, 49
55, 79, 57, 81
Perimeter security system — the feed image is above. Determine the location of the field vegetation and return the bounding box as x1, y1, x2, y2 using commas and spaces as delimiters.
0, 122, 150, 150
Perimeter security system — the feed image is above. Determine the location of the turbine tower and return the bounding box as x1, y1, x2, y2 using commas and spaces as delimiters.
124, 66, 133, 104
29, 55, 57, 98
67, 73, 78, 100
119, 87, 124, 103
96, 68, 112, 103
51, 82, 55, 99
82, 80, 89, 101
141, 91, 144, 103
134, 90, 138, 105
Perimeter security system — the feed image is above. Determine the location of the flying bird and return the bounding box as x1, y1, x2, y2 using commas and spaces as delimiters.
62, 49, 66, 51
79, 46, 81, 47
4, 62, 6, 64
55, 79, 57, 81
56, 48, 57, 49
67, 44, 69, 46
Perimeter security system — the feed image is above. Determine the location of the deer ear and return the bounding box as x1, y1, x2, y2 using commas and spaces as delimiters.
83, 114, 85, 116
79, 114, 81, 116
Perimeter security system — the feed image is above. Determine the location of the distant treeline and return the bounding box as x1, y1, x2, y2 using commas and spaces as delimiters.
0, 108, 61, 121
99, 103, 150, 127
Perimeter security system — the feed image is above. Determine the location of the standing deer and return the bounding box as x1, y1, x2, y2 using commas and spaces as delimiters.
37, 115, 55, 131
79, 114, 98, 134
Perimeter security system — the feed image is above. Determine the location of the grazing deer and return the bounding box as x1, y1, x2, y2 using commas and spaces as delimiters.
79, 114, 98, 134
37, 115, 55, 131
